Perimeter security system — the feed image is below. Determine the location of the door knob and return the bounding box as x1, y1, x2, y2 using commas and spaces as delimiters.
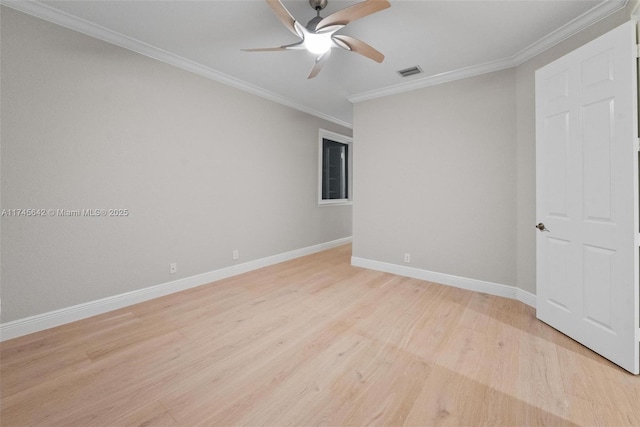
536, 223, 549, 232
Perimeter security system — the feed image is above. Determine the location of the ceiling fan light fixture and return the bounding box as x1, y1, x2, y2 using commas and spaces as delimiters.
244, 0, 390, 78
304, 32, 333, 55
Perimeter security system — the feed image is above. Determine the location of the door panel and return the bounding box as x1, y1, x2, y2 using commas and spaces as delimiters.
583, 99, 614, 221
546, 237, 571, 310
536, 21, 639, 374
582, 244, 615, 331
546, 113, 570, 217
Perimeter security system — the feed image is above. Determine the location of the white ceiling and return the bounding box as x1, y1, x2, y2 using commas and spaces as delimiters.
5, 0, 628, 126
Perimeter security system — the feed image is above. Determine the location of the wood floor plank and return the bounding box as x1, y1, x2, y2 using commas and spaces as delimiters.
205, 332, 375, 426
517, 333, 571, 424
111, 402, 179, 427
1, 330, 193, 426
331, 340, 430, 427
161, 272, 399, 425
2, 243, 639, 426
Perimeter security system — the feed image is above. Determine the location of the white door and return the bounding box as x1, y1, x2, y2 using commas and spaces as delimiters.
536, 20, 639, 375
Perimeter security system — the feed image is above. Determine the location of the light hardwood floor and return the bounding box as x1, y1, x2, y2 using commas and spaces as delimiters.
2, 244, 639, 426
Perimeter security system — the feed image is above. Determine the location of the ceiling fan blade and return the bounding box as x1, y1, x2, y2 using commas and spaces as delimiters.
314, 24, 345, 34
265, 0, 299, 36
308, 50, 331, 79
332, 34, 384, 63
316, 0, 390, 31
242, 41, 305, 52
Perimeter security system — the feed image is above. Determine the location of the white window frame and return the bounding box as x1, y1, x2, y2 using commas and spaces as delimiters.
318, 129, 353, 206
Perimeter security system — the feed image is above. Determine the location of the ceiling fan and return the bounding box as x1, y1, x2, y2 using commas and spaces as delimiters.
243, 0, 391, 79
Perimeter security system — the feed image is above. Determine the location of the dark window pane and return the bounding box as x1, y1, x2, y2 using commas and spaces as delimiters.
322, 138, 348, 200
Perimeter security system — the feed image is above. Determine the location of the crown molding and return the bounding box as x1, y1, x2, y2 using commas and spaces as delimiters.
2, 0, 628, 117
347, 59, 513, 103
0, 0, 353, 129
347, 57, 514, 103
511, 0, 628, 66
348, 0, 628, 103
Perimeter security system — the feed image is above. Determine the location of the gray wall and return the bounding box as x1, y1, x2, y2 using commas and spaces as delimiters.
353, 69, 517, 287
353, 3, 637, 295
0, 7, 352, 322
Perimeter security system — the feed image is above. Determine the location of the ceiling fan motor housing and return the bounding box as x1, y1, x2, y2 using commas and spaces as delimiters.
309, 0, 328, 11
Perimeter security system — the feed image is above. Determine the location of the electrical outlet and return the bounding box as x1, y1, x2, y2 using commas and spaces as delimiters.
404, 253, 411, 263
170, 263, 177, 274
233, 250, 239, 260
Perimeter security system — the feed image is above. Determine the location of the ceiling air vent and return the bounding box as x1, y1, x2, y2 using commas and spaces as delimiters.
397, 66, 422, 78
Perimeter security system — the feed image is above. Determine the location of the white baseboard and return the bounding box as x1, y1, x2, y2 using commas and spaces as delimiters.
351, 257, 536, 309
0, 237, 352, 342
515, 287, 537, 308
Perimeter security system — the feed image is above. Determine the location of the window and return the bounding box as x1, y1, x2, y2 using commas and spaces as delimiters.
323, 139, 348, 199
318, 129, 352, 206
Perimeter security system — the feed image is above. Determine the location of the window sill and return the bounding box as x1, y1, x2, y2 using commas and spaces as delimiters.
318, 200, 352, 207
